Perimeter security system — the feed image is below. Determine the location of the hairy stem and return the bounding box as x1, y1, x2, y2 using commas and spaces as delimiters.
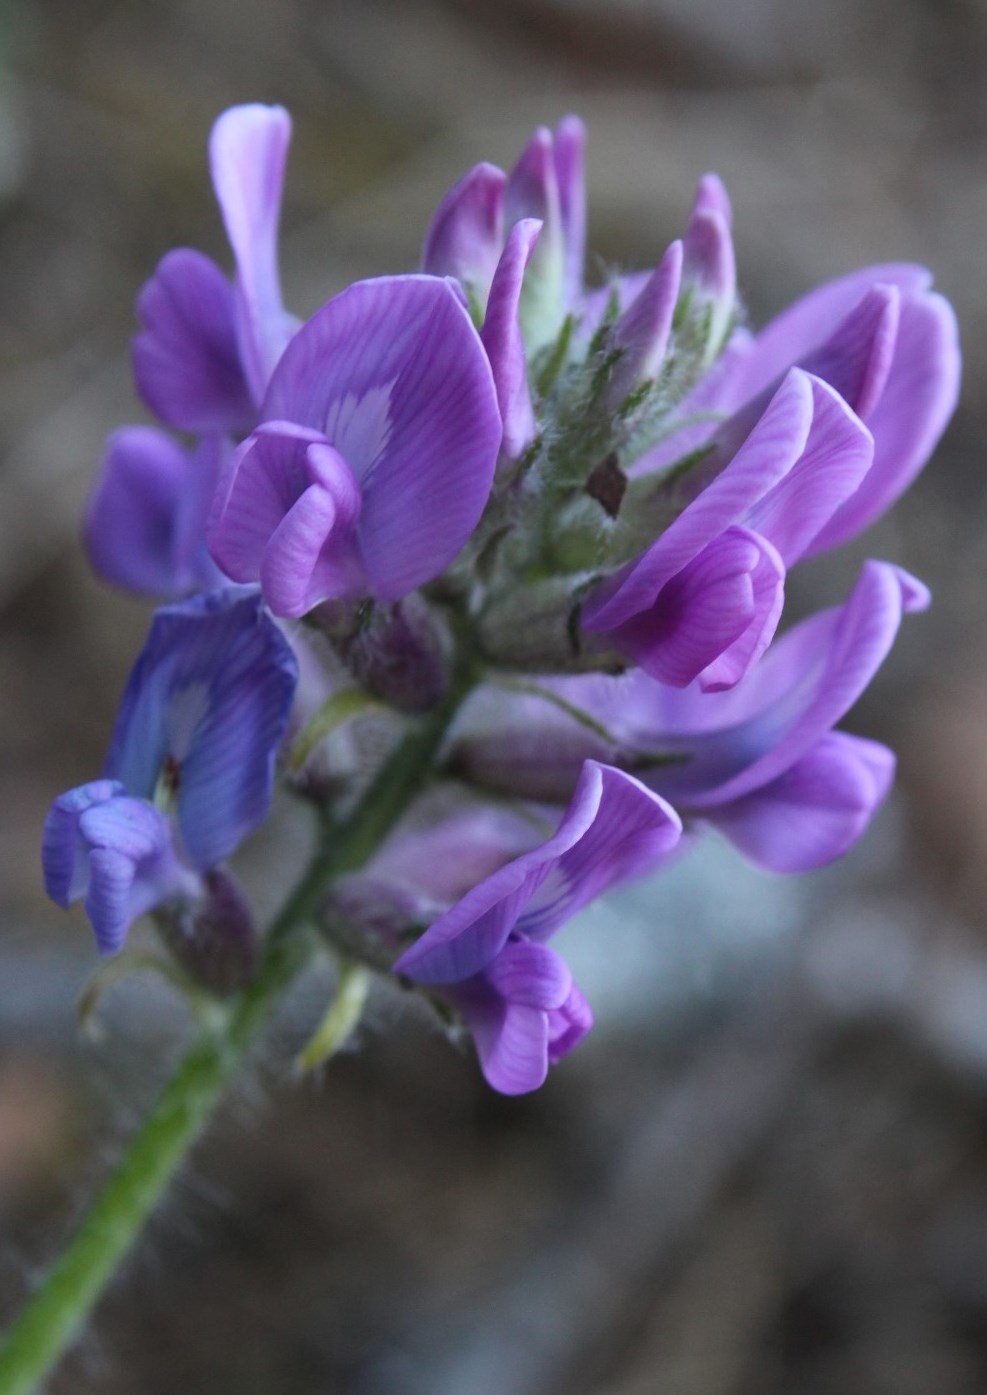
0, 671, 471, 1395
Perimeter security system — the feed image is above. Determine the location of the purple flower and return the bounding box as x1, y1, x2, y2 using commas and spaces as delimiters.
104, 589, 298, 869
208, 275, 503, 616
42, 781, 199, 955
133, 104, 295, 433
454, 561, 926, 873
84, 428, 227, 599
393, 762, 682, 1093
43, 590, 298, 950
423, 116, 586, 356
635, 263, 960, 552
582, 368, 873, 688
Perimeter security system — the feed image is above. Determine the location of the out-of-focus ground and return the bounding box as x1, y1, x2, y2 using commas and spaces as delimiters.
2, 1, 987, 1391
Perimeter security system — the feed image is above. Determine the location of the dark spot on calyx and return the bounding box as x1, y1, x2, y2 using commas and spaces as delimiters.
585, 453, 627, 519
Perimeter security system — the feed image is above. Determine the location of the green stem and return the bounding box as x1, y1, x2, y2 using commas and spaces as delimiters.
0, 671, 472, 1395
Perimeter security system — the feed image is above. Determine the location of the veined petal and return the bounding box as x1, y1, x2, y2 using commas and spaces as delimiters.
743, 374, 874, 565
799, 285, 900, 420
725, 263, 934, 408
458, 985, 550, 1095
42, 783, 197, 954
487, 940, 573, 1009
647, 560, 928, 807
708, 732, 896, 872
481, 218, 541, 461
547, 982, 593, 1063
263, 276, 501, 601
582, 368, 813, 632
421, 161, 506, 304
133, 249, 253, 434
43, 780, 127, 907
807, 291, 961, 553
104, 590, 298, 871
208, 422, 325, 579
695, 531, 785, 692
395, 762, 680, 984
208, 422, 364, 612
259, 459, 363, 617
604, 526, 784, 690
85, 427, 224, 599
210, 103, 293, 401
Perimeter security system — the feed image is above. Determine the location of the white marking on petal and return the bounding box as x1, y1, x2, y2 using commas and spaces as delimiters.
324, 382, 395, 478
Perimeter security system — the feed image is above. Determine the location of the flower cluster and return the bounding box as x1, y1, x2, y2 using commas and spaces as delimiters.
44, 105, 958, 1093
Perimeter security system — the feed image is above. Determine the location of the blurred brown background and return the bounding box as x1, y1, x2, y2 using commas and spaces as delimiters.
2, 1, 987, 1391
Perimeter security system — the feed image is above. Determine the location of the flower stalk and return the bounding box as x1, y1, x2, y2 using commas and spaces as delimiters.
0, 674, 473, 1395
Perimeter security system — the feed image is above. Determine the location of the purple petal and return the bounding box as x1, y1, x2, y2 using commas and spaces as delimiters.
43, 780, 127, 907
725, 263, 934, 408
104, 589, 298, 870
210, 422, 364, 616
799, 284, 900, 420
486, 940, 573, 1009
481, 219, 541, 460
554, 115, 587, 304
263, 276, 502, 601
505, 127, 565, 348
682, 206, 735, 358
604, 526, 785, 690
259, 448, 364, 617
743, 374, 874, 564
582, 367, 813, 632
42, 783, 197, 954
395, 762, 681, 984
691, 172, 732, 226
505, 126, 560, 230
459, 986, 550, 1095
806, 291, 961, 553
85, 427, 226, 598
606, 240, 683, 406
209, 422, 327, 580
708, 732, 895, 872
209, 103, 293, 401
133, 249, 254, 434
547, 982, 593, 1063
421, 161, 506, 300
646, 560, 927, 807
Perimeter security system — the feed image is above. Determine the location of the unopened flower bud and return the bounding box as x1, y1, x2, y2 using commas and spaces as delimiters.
682, 176, 736, 368
605, 240, 683, 408
505, 127, 566, 354
421, 162, 506, 316
346, 595, 452, 713
155, 868, 256, 996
